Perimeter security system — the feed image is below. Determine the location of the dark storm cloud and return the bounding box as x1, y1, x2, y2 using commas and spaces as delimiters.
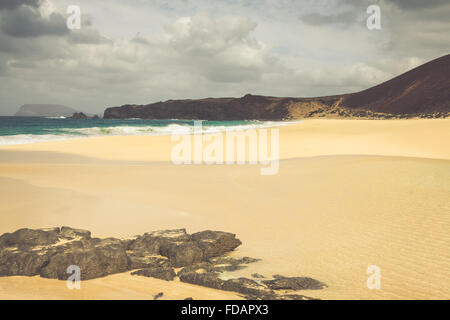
0, 0, 40, 10
0, 5, 68, 38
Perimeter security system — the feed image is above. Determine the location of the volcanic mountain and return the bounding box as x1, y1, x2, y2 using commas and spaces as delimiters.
104, 54, 450, 120
340, 54, 450, 115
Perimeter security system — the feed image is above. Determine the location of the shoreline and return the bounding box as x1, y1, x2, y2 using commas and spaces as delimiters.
0, 118, 298, 147
2, 119, 450, 161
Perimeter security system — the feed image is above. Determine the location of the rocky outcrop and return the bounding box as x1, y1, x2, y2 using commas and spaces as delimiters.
40, 238, 129, 280
0, 227, 242, 279
191, 231, 242, 260
0, 227, 61, 248
176, 261, 319, 300
0, 226, 326, 300
68, 112, 89, 119
262, 275, 327, 291
131, 265, 176, 281
126, 229, 241, 268
0, 249, 53, 277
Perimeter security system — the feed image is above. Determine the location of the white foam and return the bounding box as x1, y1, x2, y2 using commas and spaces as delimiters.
0, 134, 79, 145
0, 121, 300, 146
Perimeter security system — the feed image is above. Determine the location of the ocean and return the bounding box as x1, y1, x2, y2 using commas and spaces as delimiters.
0, 117, 289, 146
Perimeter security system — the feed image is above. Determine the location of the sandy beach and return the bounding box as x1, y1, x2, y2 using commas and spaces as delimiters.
0, 119, 449, 300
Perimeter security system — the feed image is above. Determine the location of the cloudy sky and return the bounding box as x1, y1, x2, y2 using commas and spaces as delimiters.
0, 0, 449, 115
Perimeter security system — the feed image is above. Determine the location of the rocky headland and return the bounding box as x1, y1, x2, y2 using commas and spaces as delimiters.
0, 227, 326, 300
104, 54, 450, 121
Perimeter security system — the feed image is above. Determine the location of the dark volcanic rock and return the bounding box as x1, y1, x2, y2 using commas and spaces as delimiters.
0, 227, 60, 248
68, 112, 89, 119
280, 294, 318, 300
131, 265, 176, 281
177, 261, 326, 300
40, 238, 129, 280
153, 292, 164, 300
159, 241, 203, 268
0, 249, 54, 276
128, 255, 171, 275
209, 256, 260, 266
223, 277, 269, 297
127, 254, 171, 270
149, 229, 191, 242
127, 234, 162, 257
178, 269, 275, 299
192, 231, 242, 260
127, 229, 243, 268
60, 227, 91, 240
129, 229, 204, 268
178, 270, 226, 290
177, 261, 275, 298
263, 275, 327, 290
0, 226, 326, 300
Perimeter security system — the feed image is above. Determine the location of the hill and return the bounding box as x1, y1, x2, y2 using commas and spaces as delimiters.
340, 54, 450, 115
104, 54, 450, 120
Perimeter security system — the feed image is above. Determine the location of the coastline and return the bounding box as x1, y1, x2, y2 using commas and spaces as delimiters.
0, 119, 449, 300
2, 119, 450, 161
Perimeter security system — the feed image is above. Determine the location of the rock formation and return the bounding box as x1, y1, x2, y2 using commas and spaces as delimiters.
0, 227, 326, 300
68, 112, 89, 119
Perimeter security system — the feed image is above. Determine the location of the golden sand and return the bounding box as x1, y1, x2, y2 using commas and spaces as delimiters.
0, 120, 449, 300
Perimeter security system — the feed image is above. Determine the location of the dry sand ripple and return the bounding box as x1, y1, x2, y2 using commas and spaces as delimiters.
0, 120, 449, 300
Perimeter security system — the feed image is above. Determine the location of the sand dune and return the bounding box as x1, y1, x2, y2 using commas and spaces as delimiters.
0, 120, 449, 300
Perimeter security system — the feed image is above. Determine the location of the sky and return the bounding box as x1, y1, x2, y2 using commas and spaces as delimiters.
0, 0, 449, 115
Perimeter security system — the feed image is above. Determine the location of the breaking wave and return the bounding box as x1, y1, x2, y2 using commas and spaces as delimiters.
0, 119, 299, 146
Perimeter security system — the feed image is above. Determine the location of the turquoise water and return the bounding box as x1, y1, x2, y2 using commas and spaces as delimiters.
0, 117, 284, 145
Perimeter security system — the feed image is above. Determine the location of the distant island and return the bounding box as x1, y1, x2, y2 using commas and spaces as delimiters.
104, 54, 450, 120
15, 104, 79, 118
14, 105, 100, 119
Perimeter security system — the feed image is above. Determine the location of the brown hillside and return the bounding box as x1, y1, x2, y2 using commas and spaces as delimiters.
104, 54, 450, 120
341, 54, 450, 114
